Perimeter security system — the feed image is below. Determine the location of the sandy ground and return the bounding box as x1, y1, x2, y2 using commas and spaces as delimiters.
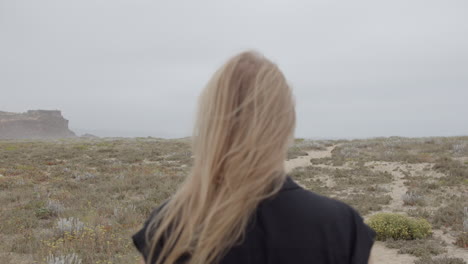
369, 162, 408, 213
370, 242, 417, 264
285, 146, 335, 173
433, 229, 468, 261
283, 146, 468, 264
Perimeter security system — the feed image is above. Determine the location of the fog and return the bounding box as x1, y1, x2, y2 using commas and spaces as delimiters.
1, 0, 467, 138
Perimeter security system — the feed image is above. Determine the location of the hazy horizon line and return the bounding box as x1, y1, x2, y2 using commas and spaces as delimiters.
71, 127, 467, 140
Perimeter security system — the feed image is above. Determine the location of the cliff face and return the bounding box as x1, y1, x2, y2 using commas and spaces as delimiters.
0, 110, 76, 139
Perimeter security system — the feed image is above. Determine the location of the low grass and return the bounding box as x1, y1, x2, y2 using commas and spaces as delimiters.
332, 166, 393, 187
433, 157, 468, 186
1, 136, 467, 263
331, 136, 468, 164
287, 139, 336, 160
289, 166, 332, 196
407, 208, 433, 219
0, 137, 191, 263
290, 164, 393, 215
339, 194, 392, 215
431, 196, 466, 231
454, 232, 468, 248
414, 257, 467, 264
385, 238, 446, 258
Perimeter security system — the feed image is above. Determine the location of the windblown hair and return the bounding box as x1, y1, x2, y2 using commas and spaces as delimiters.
145, 51, 296, 264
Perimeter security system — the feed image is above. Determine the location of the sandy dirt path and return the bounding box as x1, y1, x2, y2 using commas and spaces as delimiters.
285, 146, 335, 173
369, 162, 408, 213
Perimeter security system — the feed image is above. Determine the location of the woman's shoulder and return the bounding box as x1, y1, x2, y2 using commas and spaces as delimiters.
256, 176, 375, 262
131, 200, 168, 258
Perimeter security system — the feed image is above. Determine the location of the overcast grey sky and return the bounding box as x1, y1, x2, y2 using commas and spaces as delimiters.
1, 0, 467, 138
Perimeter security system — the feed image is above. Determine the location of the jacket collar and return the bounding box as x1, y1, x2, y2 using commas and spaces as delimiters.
281, 176, 301, 191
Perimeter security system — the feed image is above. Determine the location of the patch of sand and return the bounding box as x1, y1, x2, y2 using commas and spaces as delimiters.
454, 156, 468, 163
432, 230, 468, 261
370, 242, 417, 264
285, 146, 334, 173
369, 162, 408, 213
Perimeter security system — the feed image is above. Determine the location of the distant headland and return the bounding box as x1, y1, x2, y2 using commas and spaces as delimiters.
0, 110, 76, 139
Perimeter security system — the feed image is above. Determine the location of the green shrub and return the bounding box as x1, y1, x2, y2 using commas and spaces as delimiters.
35, 207, 54, 219
367, 213, 432, 240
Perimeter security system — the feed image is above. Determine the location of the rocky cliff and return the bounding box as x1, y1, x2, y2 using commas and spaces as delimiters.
0, 110, 76, 139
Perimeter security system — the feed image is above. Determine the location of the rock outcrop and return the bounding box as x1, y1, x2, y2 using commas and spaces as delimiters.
0, 110, 76, 139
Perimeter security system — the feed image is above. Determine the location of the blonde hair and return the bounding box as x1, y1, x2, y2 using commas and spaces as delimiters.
145, 51, 296, 264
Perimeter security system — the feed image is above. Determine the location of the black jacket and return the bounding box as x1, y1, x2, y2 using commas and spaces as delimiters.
132, 176, 375, 264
